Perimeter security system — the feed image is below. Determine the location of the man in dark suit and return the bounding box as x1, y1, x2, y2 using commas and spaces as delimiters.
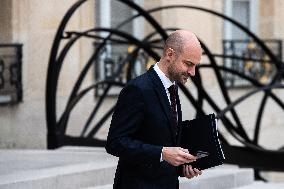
106, 30, 203, 189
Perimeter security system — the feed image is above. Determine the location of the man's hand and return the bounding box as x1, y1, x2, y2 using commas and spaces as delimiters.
183, 165, 202, 179
162, 147, 197, 166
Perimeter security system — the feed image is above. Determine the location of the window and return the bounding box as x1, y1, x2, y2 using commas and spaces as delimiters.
94, 0, 145, 95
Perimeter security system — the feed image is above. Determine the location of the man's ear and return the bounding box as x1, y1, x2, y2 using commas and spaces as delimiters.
166, 48, 175, 61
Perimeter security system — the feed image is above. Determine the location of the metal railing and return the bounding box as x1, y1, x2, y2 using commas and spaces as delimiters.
0, 44, 23, 105
222, 39, 282, 88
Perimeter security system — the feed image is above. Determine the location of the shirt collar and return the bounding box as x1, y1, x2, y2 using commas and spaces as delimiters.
153, 63, 175, 89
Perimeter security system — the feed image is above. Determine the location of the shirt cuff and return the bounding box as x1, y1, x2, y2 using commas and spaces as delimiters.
160, 152, 163, 162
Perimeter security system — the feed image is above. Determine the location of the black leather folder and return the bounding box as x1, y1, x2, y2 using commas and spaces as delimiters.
179, 113, 225, 170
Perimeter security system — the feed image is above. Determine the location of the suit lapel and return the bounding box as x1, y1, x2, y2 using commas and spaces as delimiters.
147, 67, 177, 144
176, 85, 183, 145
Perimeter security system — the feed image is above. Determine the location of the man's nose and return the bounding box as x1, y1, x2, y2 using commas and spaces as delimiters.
188, 68, 195, 76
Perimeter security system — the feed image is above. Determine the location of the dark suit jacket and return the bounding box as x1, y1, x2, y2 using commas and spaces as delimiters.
106, 67, 183, 189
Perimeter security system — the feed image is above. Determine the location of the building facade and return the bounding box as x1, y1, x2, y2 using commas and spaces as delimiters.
0, 0, 283, 162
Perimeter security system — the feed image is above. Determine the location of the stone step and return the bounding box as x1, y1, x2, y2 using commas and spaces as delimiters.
0, 147, 255, 189
83, 165, 254, 189
234, 181, 284, 189
0, 148, 118, 189
83, 184, 113, 189
179, 167, 253, 189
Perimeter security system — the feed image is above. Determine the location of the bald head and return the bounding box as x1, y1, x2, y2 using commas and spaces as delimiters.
163, 30, 201, 57
158, 30, 202, 84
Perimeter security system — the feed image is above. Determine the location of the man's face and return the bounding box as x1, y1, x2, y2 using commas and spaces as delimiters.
167, 46, 201, 84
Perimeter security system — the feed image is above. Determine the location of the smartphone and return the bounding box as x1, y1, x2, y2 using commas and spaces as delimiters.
196, 150, 209, 159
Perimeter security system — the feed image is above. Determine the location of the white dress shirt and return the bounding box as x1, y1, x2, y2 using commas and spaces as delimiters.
153, 63, 175, 104
153, 63, 176, 162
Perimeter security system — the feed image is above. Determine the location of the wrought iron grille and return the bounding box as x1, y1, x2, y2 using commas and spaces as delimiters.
46, 0, 284, 180
94, 42, 151, 96
0, 44, 23, 105
222, 39, 282, 88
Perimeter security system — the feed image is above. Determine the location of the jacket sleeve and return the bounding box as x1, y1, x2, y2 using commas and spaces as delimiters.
105, 84, 162, 166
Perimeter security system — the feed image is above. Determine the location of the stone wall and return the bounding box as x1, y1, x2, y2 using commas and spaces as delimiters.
259, 0, 284, 60
0, 0, 12, 43
0, 0, 95, 148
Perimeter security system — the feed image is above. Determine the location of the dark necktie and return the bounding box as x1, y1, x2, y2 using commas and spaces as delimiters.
168, 84, 178, 127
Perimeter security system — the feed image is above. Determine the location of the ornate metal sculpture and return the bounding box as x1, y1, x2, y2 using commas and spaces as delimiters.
46, 0, 284, 180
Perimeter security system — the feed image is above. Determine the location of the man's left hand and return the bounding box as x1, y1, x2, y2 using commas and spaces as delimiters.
183, 165, 202, 179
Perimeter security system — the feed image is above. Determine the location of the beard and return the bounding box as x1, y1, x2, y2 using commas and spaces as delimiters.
177, 73, 189, 84
168, 64, 189, 84
180, 74, 190, 84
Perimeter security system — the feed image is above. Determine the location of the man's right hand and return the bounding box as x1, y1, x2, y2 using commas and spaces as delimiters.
162, 147, 197, 166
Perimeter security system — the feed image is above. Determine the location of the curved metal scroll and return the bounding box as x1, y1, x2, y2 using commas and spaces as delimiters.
46, 0, 284, 178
